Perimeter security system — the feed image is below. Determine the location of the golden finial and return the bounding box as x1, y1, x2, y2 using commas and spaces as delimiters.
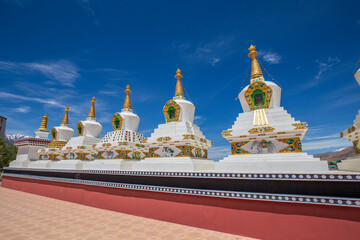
248, 45, 263, 79
88, 96, 96, 119
174, 68, 184, 98
39, 114, 48, 131
61, 106, 69, 126
123, 85, 132, 109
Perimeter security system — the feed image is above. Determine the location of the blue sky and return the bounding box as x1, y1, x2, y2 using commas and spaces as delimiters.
0, 0, 360, 160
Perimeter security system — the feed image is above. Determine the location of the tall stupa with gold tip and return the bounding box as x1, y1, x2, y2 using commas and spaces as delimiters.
338, 63, 360, 172
51, 97, 102, 169
31, 106, 75, 168
133, 69, 214, 172
83, 85, 148, 170
10, 114, 51, 168
216, 45, 329, 173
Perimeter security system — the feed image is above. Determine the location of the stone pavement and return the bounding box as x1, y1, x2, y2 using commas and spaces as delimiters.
0, 187, 253, 240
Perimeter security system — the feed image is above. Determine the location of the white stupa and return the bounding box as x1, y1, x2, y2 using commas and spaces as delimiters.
338, 65, 360, 172
215, 45, 329, 173
133, 69, 214, 172
83, 85, 148, 170
9, 114, 51, 168
51, 97, 102, 169
30, 106, 75, 168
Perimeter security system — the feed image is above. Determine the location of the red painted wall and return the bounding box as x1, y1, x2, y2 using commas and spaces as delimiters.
2, 176, 360, 240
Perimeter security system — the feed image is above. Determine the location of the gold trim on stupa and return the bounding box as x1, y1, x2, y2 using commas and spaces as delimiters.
123, 85, 132, 109
61, 106, 69, 126
39, 114, 48, 131
174, 69, 185, 99
88, 96, 96, 120
248, 45, 264, 81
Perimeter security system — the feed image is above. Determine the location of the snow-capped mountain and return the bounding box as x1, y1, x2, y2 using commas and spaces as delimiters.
5, 134, 30, 144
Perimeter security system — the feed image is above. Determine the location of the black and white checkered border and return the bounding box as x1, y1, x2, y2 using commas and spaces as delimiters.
3, 173, 360, 208
5, 167, 360, 182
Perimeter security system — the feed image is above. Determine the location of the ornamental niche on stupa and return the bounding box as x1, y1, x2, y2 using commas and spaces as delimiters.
82, 85, 148, 170
133, 69, 214, 171
215, 45, 329, 173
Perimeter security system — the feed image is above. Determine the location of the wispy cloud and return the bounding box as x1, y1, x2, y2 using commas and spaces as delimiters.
259, 51, 282, 64
194, 115, 206, 125
13, 106, 31, 113
77, 0, 99, 25
170, 35, 238, 66
0, 60, 80, 87
0, 91, 63, 107
302, 137, 351, 151
315, 57, 340, 80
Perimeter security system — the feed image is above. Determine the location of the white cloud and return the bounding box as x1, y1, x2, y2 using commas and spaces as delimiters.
302, 137, 351, 151
24, 60, 79, 87
208, 146, 230, 161
259, 51, 281, 64
13, 106, 31, 113
194, 115, 206, 125
77, 0, 99, 25
0, 60, 80, 87
0, 91, 63, 107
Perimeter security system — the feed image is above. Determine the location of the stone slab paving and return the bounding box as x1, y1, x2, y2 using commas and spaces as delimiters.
0, 187, 253, 240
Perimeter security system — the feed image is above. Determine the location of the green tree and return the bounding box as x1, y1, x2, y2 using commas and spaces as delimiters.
0, 138, 17, 170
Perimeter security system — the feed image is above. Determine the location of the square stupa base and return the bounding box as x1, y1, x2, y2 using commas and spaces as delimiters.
132, 157, 215, 172
338, 156, 360, 172
28, 160, 54, 169
82, 159, 138, 170
216, 153, 329, 173
50, 160, 89, 170
9, 160, 31, 168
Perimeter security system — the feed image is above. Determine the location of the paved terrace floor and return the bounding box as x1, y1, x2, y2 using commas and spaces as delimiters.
0, 187, 252, 240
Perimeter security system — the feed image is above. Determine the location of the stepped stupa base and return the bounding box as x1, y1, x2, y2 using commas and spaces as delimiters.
338, 156, 360, 172
216, 153, 329, 173
9, 160, 31, 168
28, 160, 54, 169
50, 160, 89, 170
82, 159, 137, 170
133, 157, 215, 172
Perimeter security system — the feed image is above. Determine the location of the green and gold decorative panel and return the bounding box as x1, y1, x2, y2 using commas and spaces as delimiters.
244, 81, 272, 110
278, 137, 303, 153
248, 126, 275, 134
51, 127, 57, 140
111, 113, 123, 131
222, 130, 232, 137
146, 147, 160, 158
231, 141, 250, 155
163, 100, 181, 123
115, 150, 131, 159
76, 121, 84, 136
157, 136, 172, 142
292, 123, 308, 130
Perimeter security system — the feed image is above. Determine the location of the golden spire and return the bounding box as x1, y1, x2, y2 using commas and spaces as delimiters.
88, 96, 96, 119
174, 68, 184, 98
61, 106, 69, 126
123, 85, 132, 109
248, 45, 263, 79
39, 114, 48, 131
